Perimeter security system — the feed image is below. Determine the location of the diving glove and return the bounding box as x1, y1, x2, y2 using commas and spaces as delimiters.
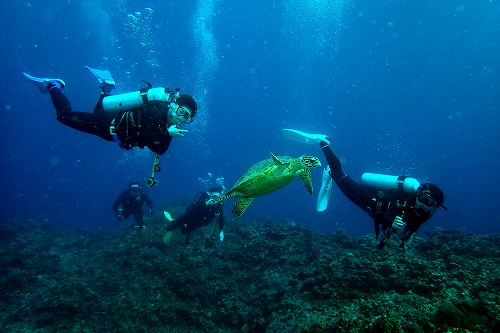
168, 125, 187, 137
392, 216, 404, 230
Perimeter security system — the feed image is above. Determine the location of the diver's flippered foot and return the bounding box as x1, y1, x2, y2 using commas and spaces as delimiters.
282, 128, 330, 145
100, 82, 115, 94
84, 66, 115, 93
23, 72, 65, 94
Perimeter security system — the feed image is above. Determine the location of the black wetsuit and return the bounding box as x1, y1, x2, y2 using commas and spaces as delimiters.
320, 141, 432, 249
112, 189, 153, 228
166, 192, 225, 245
49, 87, 173, 155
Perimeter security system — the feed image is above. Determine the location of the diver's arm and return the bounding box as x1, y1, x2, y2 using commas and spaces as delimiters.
147, 135, 172, 155
112, 194, 124, 214
143, 193, 154, 209
217, 208, 225, 231
380, 203, 400, 228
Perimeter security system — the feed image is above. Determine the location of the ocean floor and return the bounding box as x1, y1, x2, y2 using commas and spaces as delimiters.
1, 212, 499, 332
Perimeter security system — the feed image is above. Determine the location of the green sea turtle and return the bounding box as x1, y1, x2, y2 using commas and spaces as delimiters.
207, 152, 321, 217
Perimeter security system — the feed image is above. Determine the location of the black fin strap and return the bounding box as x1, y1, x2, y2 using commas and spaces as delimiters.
140, 80, 153, 103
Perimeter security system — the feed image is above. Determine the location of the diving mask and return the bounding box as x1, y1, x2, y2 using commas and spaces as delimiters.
175, 105, 193, 124
415, 191, 436, 212
129, 184, 141, 196
209, 191, 222, 201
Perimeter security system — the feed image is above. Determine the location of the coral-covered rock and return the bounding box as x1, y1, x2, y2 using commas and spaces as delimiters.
1, 218, 499, 332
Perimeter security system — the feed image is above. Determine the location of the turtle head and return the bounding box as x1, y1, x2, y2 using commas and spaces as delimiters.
299, 155, 321, 168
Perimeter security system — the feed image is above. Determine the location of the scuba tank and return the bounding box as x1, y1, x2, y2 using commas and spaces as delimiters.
102, 84, 179, 112
361, 173, 420, 194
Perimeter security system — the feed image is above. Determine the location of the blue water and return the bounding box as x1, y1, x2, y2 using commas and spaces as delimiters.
0, 0, 498, 237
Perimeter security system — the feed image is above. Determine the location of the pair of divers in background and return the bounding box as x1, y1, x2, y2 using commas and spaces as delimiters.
24, 68, 446, 249
111, 181, 225, 246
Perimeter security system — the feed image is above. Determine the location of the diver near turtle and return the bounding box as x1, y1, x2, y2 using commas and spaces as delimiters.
23, 66, 197, 156
282, 129, 447, 249
207, 152, 321, 217
164, 186, 225, 246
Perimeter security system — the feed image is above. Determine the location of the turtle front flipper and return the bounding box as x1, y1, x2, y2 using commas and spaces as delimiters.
232, 197, 254, 217
298, 169, 314, 195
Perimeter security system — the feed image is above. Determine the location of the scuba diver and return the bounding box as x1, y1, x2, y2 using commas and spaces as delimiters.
319, 138, 446, 249
23, 66, 197, 155
281, 129, 447, 249
113, 182, 154, 229
164, 186, 225, 246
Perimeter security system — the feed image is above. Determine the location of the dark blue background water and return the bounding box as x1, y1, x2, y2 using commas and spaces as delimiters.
1, 0, 498, 237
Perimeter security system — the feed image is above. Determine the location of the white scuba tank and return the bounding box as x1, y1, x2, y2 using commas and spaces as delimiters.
102, 87, 176, 112
361, 173, 420, 194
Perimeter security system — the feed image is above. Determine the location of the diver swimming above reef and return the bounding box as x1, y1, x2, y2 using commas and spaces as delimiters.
23, 66, 197, 155
282, 128, 447, 250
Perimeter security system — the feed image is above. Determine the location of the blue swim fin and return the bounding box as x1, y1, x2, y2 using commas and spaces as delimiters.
84, 66, 115, 93
317, 166, 333, 212
23, 72, 65, 94
282, 128, 329, 145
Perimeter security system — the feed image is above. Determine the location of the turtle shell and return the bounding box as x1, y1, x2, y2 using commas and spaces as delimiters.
231, 156, 299, 197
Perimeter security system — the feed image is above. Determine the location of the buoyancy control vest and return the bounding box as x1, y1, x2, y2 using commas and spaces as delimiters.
361, 173, 420, 241
105, 83, 180, 150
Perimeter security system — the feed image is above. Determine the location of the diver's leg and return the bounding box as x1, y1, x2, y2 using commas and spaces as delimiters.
23, 72, 65, 94
134, 212, 145, 228
92, 93, 107, 113
320, 142, 375, 213
166, 218, 183, 231
335, 176, 375, 214
320, 141, 346, 179
49, 86, 115, 142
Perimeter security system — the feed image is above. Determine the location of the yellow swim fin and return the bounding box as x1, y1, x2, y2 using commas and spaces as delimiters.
163, 211, 173, 222
163, 230, 174, 245
163, 210, 174, 245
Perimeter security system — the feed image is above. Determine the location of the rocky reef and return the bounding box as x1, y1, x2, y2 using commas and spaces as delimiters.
1, 214, 499, 332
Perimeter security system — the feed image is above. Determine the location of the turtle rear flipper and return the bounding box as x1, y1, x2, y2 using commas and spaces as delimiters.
232, 198, 254, 217
207, 191, 235, 205
298, 169, 314, 195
